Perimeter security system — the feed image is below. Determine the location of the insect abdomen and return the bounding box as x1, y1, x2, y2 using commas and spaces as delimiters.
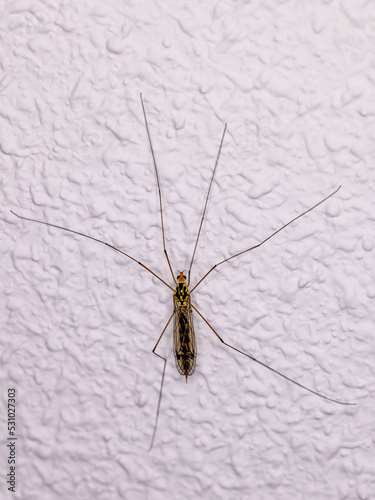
173, 293, 196, 378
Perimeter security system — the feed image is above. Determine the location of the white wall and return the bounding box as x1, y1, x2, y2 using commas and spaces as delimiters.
1, 1, 373, 499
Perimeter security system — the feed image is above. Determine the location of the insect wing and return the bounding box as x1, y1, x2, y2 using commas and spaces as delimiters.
173, 297, 197, 377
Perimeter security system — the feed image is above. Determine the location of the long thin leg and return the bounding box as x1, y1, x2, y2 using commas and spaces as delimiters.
11, 211, 173, 292
140, 94, 177, 286
148, 312, 174, 451
191, 186, 341, 293
192, 304, 355, 406
187, 123, 227, 287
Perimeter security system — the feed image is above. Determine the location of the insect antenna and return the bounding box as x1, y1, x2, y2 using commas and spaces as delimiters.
191, 185, 342, 293
192, 304, 355, 406
187, 123, 227, 287
140, 93, 177, 286
10, 211, 173, 291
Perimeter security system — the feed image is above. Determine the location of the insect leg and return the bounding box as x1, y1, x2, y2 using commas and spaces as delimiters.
140, 94, 177, 286
10, 211, 173, 291
148, 312, 174, 451
191, 186, 341, 293
191, 304, 355, 406
187, 123, 227, 287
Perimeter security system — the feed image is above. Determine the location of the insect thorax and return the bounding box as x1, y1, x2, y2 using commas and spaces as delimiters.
174, 282, 189, 306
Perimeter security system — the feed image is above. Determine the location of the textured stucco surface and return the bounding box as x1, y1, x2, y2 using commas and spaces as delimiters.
1, 1, 374, 499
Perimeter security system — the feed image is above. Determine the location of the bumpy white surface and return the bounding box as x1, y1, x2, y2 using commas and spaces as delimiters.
1, 1, 374, 499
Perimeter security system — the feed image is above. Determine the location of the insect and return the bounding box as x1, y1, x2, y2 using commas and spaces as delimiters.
11, 94, 355, 450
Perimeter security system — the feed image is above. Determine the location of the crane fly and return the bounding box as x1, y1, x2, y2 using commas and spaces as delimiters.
174, 271, 196, 380
11, 94, 355, 451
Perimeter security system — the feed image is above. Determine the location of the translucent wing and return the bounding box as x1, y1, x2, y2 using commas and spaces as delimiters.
173, 296, 197, 378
